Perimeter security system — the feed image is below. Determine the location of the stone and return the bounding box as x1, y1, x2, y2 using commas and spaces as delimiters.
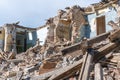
5, 71, 17, 78
40, 61, 57, 69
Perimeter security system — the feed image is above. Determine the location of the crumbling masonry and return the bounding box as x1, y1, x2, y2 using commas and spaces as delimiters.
0, 0, 120, 80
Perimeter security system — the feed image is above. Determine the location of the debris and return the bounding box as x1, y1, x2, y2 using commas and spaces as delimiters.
0, 0, 120, 80
94, 63, 103, 80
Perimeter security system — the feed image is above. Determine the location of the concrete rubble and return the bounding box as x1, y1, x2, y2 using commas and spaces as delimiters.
0, 0, 120, 80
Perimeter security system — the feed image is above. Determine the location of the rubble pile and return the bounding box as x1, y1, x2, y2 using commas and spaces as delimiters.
0, 28, 120, 80
0, 0, 120, 80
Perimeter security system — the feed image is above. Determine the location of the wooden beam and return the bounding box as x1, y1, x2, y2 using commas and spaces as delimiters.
108, 29, 120, 42
87, 31, 110, 45
78, 51, 88, 80
61, 32, 110, 55
78, 48, 94, 80
94, 63, 103, 80
48, 59, 83, 80
7, 59, 25, 63
94, 42, 120, 62
95, 0, 118, 11
84, 0, 118, 15
100, 46, 120, 61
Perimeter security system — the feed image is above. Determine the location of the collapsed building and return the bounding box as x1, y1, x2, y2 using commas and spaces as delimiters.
0, 0, 118, 53
0, 23, 37, 53
0, 0, 120, 80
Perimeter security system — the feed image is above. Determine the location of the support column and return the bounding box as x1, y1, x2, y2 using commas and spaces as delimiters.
4, 24, 16, 52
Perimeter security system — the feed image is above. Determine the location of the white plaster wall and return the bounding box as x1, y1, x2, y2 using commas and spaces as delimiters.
88, 7, 117, 38
37, 27, 48, 45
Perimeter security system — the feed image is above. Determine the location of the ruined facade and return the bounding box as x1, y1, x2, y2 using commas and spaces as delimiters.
1, 0, 120, 80
0, 0, 118, 53
44, 0, 118, 44
0, 23, 37, 53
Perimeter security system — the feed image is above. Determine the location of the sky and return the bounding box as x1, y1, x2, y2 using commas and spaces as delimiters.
0, 0, 101, 28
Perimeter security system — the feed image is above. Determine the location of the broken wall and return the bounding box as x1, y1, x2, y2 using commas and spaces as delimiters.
3, 24, 16, 52
88, 7, 117, 38
0, 24, 38, 52
55, 19, 71, 42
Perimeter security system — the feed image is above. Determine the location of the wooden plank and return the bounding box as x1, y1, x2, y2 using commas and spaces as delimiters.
7, 59, 25, 63
61, 32, 110, 55
87, 32, 110, 45
100, 46, 120, 61
13, 24, 36, 31
78, 48, 94, 80
78, 52, 88, 80
94, 63, 103, 80
95, 0, 118, 11
94, 42, 120, 62
84, 0, 118, 14
48, 59, 83, 80
99, 61, 117, 66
